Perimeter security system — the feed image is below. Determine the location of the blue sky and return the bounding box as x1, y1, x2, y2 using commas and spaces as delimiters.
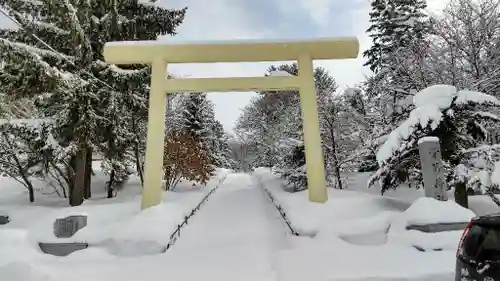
0, 0, 446, 132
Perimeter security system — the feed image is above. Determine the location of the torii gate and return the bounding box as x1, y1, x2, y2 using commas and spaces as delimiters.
103, 37, 359, 210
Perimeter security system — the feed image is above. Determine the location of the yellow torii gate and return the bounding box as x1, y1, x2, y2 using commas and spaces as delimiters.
103, 37, 359, 210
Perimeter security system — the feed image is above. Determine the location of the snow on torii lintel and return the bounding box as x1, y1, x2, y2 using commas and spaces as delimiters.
268, 70, 293, 77
104, 36, 359, 47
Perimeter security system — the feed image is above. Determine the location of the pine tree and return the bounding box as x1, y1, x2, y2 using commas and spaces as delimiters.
363, 0, 429, 73
0, 0, 186, 205
181, 93, 214, 142
369, 85, 500, 196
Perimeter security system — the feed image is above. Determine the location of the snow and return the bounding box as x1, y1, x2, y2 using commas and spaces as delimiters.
0, 163, 491, 281
377, 104, 443, 163
418, 136, 439, 145
456, 89, 500, 106
0, 262, 50, 281
268, 70, 292, 77
413, 84, 456, 109
401, 197, 475, 226
253, 168, 459, 280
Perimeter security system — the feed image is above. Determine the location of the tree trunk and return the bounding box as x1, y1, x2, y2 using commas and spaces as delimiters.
27, 184, 35, 203
328, 120, 343, 189
107, 170, 115, 198
68, 155, 76, 206
454, 181, 468, 208
83, 146, 92, 199
134, 145, 144, 187
70, 147, 87, 206
131, 118, 145, 186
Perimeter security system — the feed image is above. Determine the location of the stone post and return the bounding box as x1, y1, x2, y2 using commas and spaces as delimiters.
418, 136, 448, 201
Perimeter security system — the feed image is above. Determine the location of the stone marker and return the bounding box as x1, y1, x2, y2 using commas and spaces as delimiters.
406, 222, 469, 233
418, 137, 448, 201
53, 215, 87, 238
0, 215, 10, 225
38, 242, 88, 256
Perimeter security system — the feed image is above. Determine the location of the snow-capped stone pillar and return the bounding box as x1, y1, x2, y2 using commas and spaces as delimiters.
418, 136, 448, 201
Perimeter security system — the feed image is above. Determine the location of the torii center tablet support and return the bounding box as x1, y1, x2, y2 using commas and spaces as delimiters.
103, 37, 359, 210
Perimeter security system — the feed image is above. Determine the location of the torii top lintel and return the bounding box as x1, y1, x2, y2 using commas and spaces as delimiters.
103, 37, 360, 64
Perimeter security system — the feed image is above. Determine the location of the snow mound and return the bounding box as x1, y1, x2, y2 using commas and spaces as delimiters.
0, 261, 51, 281
418, 136, 439, 145
403, 197, 475, 226
110, 203, 176, 246
413, 84, 456, 109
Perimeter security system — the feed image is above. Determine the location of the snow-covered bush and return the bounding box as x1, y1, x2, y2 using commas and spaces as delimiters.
0, 119, 71, 201
369, 85, 500, 193
274, 143, 308, 192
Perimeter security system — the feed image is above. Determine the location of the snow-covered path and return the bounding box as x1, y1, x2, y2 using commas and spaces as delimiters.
40, 173, 288, 281
168, 172, 290, 279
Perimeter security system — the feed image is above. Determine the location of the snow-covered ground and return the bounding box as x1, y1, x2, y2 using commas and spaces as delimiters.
1, 163, 496, 281
253, 168, 482, 281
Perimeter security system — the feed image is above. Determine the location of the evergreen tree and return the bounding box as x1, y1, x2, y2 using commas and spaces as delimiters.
369, 85, 500, 198
181, 93, 214, 142
363, 0, 430, 129
363, 0, 429, 73
0, 0, 186, 205
180, 93, 236, 169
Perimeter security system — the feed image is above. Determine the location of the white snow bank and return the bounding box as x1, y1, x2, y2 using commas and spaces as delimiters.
403, 197, 475, 226
276, 235, 455, 281
254, 168, 410, 236
0, 261, 50, 281
0, 164, 229, 261
22, 171, 227, 246
255, 170, 465, 280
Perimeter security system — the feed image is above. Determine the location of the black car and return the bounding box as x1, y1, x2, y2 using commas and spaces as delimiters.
456, 214, 500, 281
